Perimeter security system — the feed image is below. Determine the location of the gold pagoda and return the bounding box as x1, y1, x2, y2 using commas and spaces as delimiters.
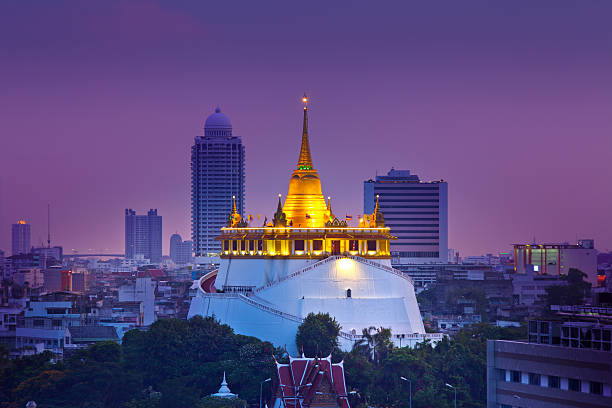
217, 95, 394, 259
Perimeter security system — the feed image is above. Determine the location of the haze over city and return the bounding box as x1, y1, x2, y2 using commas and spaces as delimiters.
1, 0, 611, 256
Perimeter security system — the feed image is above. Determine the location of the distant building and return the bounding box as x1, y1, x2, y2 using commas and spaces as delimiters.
44, 267, 73, 292
511, 265, 567, 308
11, 220, 31, 256
31, 246, 63, 268
514, 240, 597, 286
125, 209, 162, 263
118, 274, 156, 325
364, 169, 448, 264
191, 108, 245, 257
487, 321, 612, 407
13, 268, 44, 289
169, 233, 193, 264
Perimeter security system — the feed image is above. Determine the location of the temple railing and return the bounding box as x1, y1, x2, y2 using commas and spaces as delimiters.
252, 255, 413, 295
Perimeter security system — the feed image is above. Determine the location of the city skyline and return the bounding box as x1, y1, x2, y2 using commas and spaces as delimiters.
1, 1, 611, 255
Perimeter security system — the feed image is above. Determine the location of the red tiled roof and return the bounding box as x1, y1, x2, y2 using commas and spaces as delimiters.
274, 355, 350, 408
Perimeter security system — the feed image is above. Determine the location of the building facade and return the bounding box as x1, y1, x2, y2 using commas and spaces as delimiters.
169, 233, 193, 264
11, 220, 31, 256
514, 240, 598, 286
125, 209, 162, 263
487, 334, 612, 408
191, 108, 245, 257
364, 169, 448, 264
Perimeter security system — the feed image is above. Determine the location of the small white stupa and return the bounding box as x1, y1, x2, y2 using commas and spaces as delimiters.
211, 372, 238, 399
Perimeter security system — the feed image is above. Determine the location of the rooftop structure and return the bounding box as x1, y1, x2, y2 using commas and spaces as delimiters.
211, 372, 238, 399
189, 96, 439, 353
273, 354, 349, 408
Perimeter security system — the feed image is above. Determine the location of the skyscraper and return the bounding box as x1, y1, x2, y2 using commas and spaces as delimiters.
191, 108, 245, 256
125, 209, 162, 263
364, 169, 448, 263
11, 220, 31, 256
169, 233, 193, 264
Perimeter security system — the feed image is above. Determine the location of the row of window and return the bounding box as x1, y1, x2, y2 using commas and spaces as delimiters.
500, 369, 606, 395
223, 239, 380, 254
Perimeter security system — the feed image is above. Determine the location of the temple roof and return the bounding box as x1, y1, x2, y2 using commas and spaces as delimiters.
274, 355, 349, 408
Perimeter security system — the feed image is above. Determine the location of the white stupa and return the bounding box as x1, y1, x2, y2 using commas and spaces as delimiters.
188, 96, 443, 353
211, 372, 238, 399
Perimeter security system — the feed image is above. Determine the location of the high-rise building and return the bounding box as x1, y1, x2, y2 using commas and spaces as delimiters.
364, 169, 448, 264
191, 108, 245, 256
169, 233, 193, 264
11, 220, 31, 256
125, 209, 162, 263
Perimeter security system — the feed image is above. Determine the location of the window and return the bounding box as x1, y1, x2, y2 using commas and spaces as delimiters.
497, 369, 506, 381
568, 378, 581, 392
294, 240, 305, 251
232, 240, 238, 251
223, 241, 229, 251
240, 240, 246, 251
528, 373, 541, 386
590, 381, 603, 395
511, 371, 521, 383
249, 240, 255, 251
312, 240, 323, 251
367, 240, 377, 252
257, 240, 263, 251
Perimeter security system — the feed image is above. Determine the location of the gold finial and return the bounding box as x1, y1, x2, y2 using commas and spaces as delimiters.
297, 93, 313, 170
374, 194, 380, 213
232, 195, 237, 214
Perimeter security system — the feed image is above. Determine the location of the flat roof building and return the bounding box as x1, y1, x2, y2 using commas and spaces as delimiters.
364, 169, 447, 264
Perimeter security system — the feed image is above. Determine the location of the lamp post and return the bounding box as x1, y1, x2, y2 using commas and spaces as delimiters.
260, 378, 271, 408
400, 377, 412, 408
445, 383, 456, 408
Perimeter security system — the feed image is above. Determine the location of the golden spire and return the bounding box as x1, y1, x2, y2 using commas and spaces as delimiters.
232, 195, 238, 215
297, 94, 313, 170
374, 194, 380, 214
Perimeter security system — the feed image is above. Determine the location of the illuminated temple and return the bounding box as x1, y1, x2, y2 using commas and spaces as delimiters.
188, 96, 440, 352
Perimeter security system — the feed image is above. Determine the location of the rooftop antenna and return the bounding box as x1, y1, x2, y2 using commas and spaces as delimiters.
47, 203, 51, 248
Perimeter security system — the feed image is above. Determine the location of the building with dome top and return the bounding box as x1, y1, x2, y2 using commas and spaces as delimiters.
192, 107, 245, 257
188, 96, 441, 353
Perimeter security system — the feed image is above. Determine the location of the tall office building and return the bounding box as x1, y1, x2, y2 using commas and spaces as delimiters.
11, 220, 31, 256
364, 169, 448, 263
169, 233, 193, 264
125, 209, 162, 263
191, 108, 245, 256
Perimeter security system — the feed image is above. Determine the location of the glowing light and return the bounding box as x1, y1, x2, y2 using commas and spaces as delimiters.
17, 220, 26, 224
337, 258, 354, 271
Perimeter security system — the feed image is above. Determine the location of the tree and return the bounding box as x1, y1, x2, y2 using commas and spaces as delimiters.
295, 313, 341, 357
546, 268, 591, 307
352, 326, 393, 365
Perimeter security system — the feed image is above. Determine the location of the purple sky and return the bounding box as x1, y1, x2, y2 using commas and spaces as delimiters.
1, 1, 611, 256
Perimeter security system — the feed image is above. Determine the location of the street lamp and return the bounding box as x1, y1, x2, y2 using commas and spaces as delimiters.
445, 383, 456, 408
400, 377, 412, 408
260, 378, 271, 408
